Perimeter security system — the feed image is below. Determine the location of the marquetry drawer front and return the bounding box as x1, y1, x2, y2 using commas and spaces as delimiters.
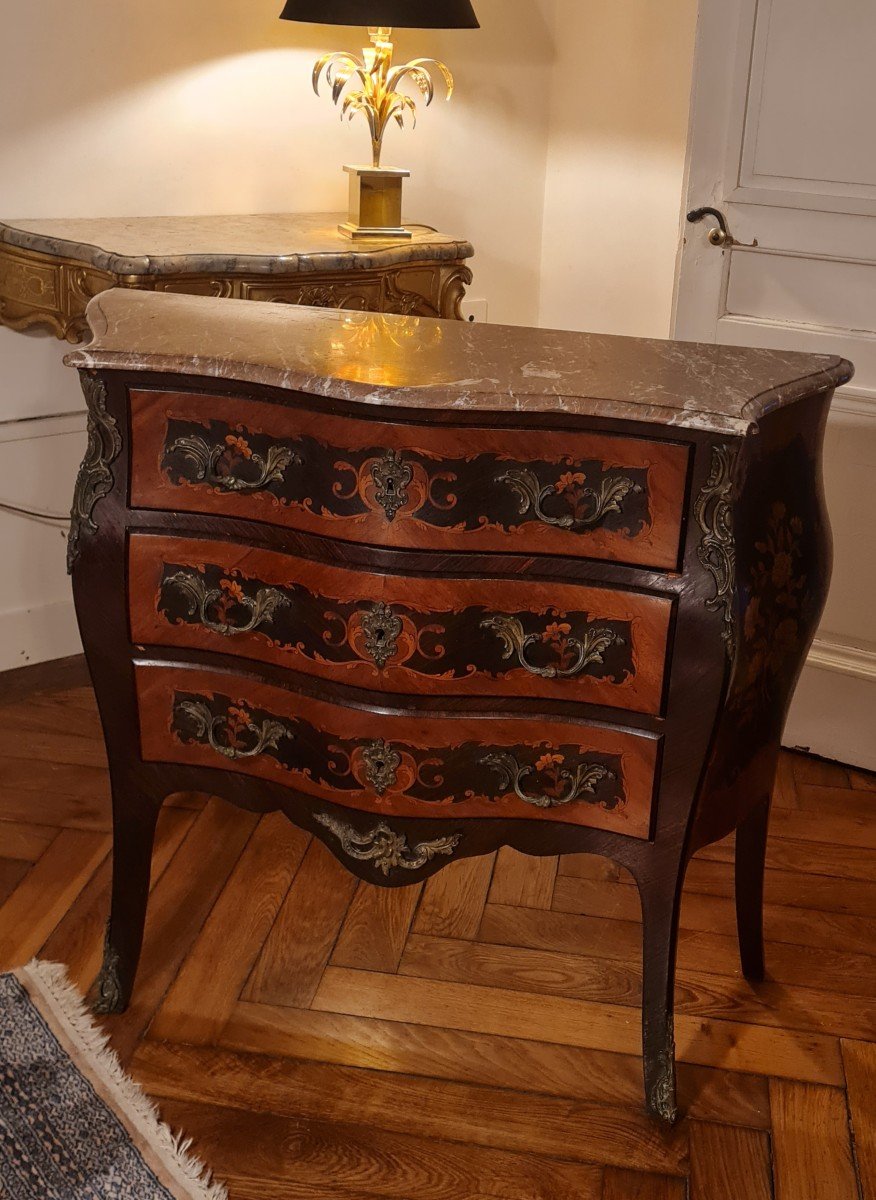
129, 390, 689, 570
129, 535, 673, 715
136, 666, 659, 838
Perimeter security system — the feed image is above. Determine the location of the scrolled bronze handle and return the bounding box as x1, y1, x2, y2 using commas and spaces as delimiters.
166, 571, 289, 637
497, 467, 640, 532
176, 699, 290, 761
167, 433, 298, 493
480, 614, 620, 680
482, 749, 611, 810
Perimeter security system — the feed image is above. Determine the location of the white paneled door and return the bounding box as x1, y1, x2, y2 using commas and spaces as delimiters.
674, 0, 876, 770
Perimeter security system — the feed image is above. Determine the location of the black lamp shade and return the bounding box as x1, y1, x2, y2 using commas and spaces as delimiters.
279, 0, 479, 29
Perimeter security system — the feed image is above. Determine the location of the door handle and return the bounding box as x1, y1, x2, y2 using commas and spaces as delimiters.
687, 207, 758, 248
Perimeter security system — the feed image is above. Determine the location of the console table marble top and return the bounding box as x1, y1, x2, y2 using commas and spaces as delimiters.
0, 213, 474, 342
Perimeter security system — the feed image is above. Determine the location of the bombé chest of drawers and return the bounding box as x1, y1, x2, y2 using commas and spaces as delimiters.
65, 289, 852, 1122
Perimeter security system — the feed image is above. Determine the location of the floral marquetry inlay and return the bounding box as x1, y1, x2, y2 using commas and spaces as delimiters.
155, 555, 637, 697
169, 689, 628, 822
734, 501, 809, 722
159, 414, 657, 562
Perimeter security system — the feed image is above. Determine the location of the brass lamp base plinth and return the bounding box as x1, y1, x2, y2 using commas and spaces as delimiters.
340, 165, 412, 240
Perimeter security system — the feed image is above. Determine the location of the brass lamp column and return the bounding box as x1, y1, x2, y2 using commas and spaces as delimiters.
280, 1, 479, 239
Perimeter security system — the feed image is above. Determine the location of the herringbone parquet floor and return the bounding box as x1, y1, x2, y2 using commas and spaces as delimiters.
0, 660, 874, 1199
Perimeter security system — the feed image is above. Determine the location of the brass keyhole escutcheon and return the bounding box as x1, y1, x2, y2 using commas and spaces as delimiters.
361, 601, 403, 669
362, 739, 401, 795
371, 449, 413, 522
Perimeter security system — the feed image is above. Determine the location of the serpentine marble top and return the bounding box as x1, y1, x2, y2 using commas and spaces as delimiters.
67, 289, 853, 436
0, 213, 472, 276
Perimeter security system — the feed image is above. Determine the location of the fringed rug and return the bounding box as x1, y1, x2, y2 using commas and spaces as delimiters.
0, 961, 226, 1200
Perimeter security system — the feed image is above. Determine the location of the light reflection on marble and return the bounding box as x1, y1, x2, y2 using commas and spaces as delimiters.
0, 213, 472, 276
66, 290, 853, 436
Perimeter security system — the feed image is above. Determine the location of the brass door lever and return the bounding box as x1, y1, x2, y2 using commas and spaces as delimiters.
687, 207, 758, 248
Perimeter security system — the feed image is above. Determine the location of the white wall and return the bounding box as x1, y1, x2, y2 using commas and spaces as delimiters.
0, 0, 556, 670
538, 0, 700, 337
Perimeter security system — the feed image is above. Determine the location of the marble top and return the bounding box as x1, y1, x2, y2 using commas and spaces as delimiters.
67, 289, 853, 436
0, 213, 472, 276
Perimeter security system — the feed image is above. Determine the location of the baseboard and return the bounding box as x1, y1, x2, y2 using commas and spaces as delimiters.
832, 384, 876, 420
785, 642, 876, 772
806, 636, 876, 682
0, 598, 82, 675
0, 410, 87, 444
0, 653, 89, 706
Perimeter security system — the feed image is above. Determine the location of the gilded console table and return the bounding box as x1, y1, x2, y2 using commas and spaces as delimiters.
0, 213, 473, 342
65, 289, 851, 1122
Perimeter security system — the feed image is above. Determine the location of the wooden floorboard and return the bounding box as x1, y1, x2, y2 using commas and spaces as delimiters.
770, 1080, 860, 1200
688, 1121, 773, 1200
0, 653, 89, 705
157, 1097, 606, 1200
842, 1039, 876, 1200
0, 677, 872, 1198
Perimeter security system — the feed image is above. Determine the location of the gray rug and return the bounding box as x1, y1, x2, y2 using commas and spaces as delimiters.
0, 961, 226, 1200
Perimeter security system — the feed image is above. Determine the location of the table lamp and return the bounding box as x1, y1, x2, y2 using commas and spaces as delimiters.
280, 0, 479, 239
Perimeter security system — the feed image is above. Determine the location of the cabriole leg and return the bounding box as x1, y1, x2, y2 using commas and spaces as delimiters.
734, 794, 771, 981
91, 775, 162, 1015
637, 871, 683, 1123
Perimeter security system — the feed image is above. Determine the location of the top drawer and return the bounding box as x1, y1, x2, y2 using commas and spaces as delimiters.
130, 390, 690, 570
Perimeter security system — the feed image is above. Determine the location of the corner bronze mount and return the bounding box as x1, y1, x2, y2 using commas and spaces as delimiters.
694, 443, 739, 659
67, 374, 122, 574
91, 923, 124, 1016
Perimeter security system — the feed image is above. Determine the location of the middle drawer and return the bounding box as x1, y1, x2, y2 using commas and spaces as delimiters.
129, 535, 672, 716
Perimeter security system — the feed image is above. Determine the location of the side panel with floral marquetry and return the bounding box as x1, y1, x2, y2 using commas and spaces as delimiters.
693, 399, 833, 848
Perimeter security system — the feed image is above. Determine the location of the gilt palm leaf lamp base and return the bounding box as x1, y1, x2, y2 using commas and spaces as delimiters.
280, 0, 479, 239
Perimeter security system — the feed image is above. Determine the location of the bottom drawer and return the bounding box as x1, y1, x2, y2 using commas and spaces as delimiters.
136, 666, 660, 839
